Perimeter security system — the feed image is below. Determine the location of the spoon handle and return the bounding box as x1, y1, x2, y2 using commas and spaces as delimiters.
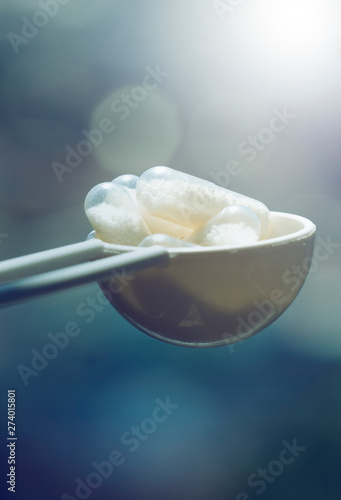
0, 239, 107, 283
0, 246, 169, 307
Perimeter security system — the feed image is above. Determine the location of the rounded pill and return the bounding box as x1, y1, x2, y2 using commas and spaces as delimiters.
186, 205, 261, 247
136, 166, 270, 236
84, 182, 150, 245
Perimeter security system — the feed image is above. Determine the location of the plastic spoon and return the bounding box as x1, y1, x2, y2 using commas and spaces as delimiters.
0, 212, 315, 348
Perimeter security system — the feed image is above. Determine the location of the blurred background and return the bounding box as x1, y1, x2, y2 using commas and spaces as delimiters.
0, 0, 341, 499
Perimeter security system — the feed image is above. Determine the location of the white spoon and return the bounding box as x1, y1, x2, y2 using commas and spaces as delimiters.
0, 211, 315, 348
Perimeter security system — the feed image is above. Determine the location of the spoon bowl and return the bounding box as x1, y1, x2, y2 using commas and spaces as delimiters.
97, 211, 316, 347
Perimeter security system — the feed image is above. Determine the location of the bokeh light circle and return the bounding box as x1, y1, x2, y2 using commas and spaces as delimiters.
90, 85, 181, 176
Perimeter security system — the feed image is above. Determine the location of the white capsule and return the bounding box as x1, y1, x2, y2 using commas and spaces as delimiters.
135, 166, 270, 237
112, 174, 139, 202
138, 233, 197, 248
112, 174, 139, 190
141, 213, 192, 240
84, 182, 150, 246
111, 173, 191, 238
186, 205, 261, 247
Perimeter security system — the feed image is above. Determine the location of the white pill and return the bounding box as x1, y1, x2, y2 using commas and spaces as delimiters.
186, 205, 261, 247
112, 174, 139, 190
84, 182, 150, 246
135, 166, 270, 237
111, 174, 191, 239
138, 233, 197, 248
112, 174, 139, 202
111, 173, 191, 238
141, 213, 192, 240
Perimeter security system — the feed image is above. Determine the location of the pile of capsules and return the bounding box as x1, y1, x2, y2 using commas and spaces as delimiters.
84, 166, 271, 248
